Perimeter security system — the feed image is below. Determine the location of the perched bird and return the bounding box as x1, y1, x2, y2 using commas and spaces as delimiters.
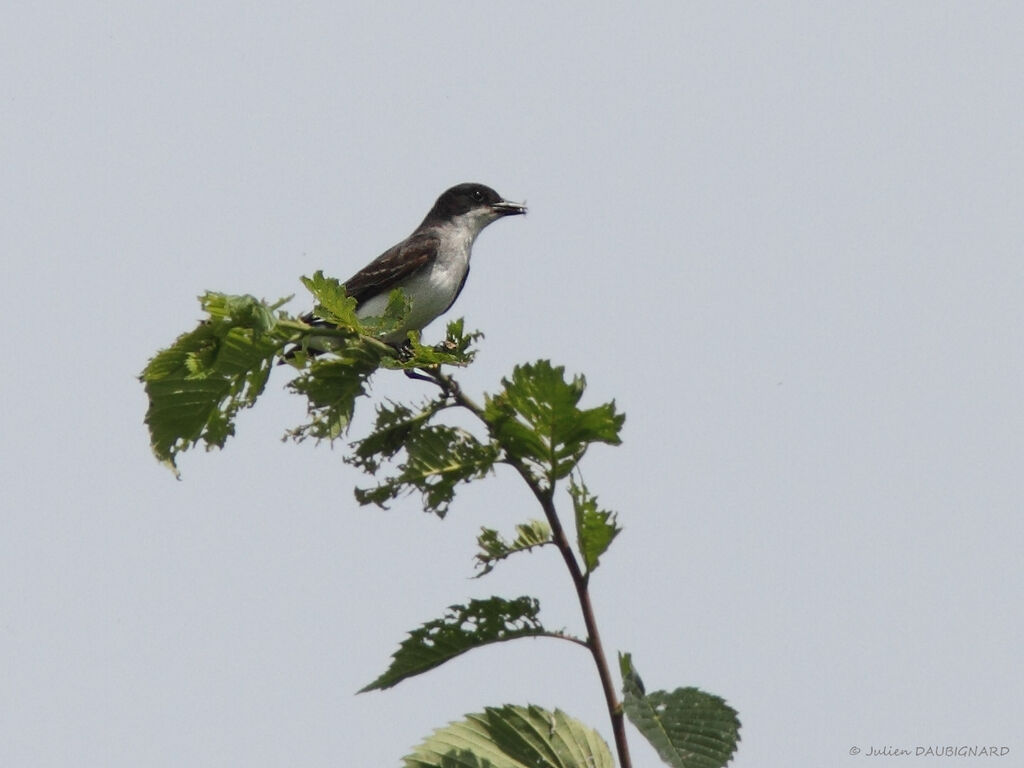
298, 183, 526, 352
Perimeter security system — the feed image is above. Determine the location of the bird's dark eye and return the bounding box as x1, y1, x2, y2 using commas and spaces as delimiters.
471, 189, 484, 202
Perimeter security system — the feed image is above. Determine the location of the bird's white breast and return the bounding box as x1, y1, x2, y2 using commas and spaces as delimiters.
356, 219, 478, 342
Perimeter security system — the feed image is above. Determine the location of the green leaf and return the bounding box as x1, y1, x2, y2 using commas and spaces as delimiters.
285, 339, 385, 442
299, 272, 415, 347
347, 399, 445, 474
140, 292, 293, 473
376, 287, 413, 336
403, 704, 614, 768
361, 597, 555, 692
569, 477, 621, 573
300, 270, 361, 327
352, 424, 499, 517
484, 361, 624, 488
475, 520, 553, 576
351, 286, 414, 342
381, 318, 484, 371
620, 653, 741, 768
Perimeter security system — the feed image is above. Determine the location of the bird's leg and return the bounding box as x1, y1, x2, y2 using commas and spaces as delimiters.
396, 338, 415, 361
399, 338, 436, 384
395, 340, 455, 396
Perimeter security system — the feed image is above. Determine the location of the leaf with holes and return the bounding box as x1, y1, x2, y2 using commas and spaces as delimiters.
475, 520, 553, 576
570, 477, 621, 573
285, 340, 386, 442
353, 424, 499, 517
347, 399, 445, 474
361, 597, 563, 692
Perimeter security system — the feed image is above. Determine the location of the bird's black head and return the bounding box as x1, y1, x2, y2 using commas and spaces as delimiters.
422, 183, 527, 226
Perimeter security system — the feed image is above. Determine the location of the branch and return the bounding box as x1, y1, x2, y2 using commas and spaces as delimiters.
426, 366, 633, 768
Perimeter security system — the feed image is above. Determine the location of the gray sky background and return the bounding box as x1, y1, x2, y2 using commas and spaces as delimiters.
3, 3, 1022, 766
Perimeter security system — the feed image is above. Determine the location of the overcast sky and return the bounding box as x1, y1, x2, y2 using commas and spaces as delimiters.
3, 3, 1022, 766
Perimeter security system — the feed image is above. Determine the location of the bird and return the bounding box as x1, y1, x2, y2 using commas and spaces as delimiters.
294, 183, 526, 354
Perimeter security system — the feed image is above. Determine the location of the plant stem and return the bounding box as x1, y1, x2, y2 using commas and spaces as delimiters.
431, 369, 633, 768
513, 466, 632, 768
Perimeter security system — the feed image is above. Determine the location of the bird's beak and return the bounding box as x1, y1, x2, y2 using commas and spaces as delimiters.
492, 199, 527, 216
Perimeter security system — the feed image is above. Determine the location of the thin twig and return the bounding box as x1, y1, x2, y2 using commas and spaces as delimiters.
428, 367, 633, 768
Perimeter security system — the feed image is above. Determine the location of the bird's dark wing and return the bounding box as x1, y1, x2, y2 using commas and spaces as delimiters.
297, 232, 440, 327
343, 232, 440, 307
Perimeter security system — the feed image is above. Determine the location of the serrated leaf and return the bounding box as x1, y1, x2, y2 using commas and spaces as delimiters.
365, 287, 413, 339
475, 520, 553, 576
379, 318, 484, 372
569, 477, 621, 573
403, 704, 614, 768
140, 292, 293, 473
620, 653, 741, 768
483, 361, 624, 488
352, 424, 498, 517
300, 270, 361, 327
361, 598, 555, 692
285, 338, 385, 441
347, 399, 444, 473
